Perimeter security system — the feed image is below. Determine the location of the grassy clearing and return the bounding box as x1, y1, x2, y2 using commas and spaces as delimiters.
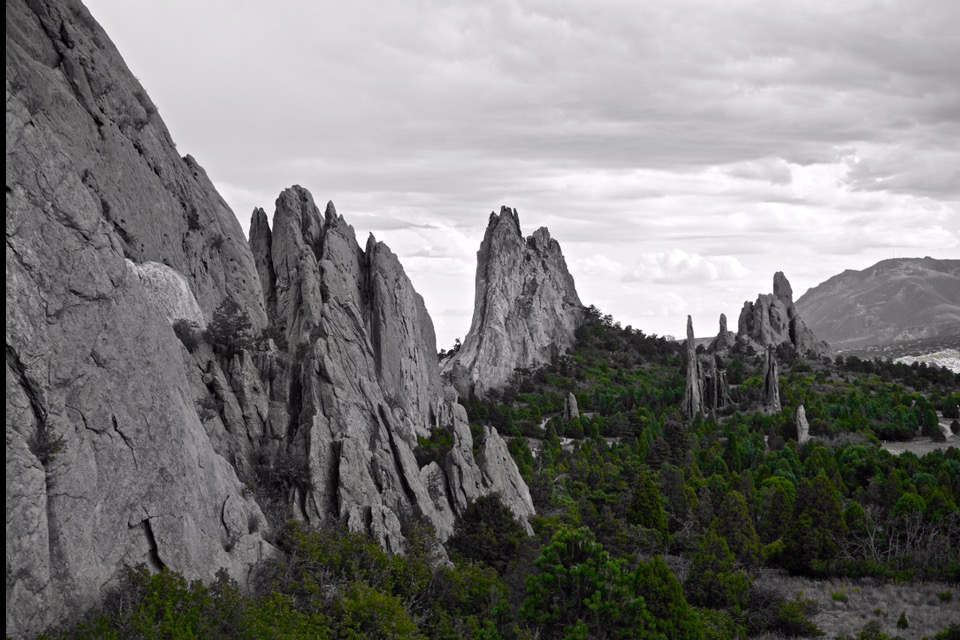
780, 576, 959, 639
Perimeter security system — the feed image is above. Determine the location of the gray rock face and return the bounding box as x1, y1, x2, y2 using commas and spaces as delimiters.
6, 3, 534, 636
682, 316, 704, 420
251, 189, 535, 551
683, 316, 732, 420
563, 392, 580, 422
762, 347, 782, 414
737, 272, 831, 358
6, 1, 274, 635
708, 313, 736, 352
127, 261, 206, 326
797, 405, 810, 444
444, 207, 582, 397
700, 356, 732, 415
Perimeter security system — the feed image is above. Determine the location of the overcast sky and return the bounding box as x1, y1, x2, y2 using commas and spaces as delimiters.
86, 0, 959, 346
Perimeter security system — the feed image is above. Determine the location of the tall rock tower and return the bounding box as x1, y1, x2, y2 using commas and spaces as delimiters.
444, 207, 583, 397
737, 272, 831, 358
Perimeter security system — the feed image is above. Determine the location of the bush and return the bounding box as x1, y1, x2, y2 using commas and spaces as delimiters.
414, 427, 453, 469
29, 422, 65, 466
775, 597, 823, 637
447, 495, 526, 574
196, 395, 222, 422
186, 207, 202, 231
206, 298, 255, 356
259, 325, 288, 351
173, 319, 202, 352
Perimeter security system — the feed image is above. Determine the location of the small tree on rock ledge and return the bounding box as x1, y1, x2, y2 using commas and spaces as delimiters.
205, 297, 255, 356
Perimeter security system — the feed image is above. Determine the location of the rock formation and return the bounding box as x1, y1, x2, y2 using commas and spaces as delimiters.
563, 392, 580, 422
684, 316, 732, 420
5, 3, 534, 636
796, 405, 810, 444
708, 313, 736, 351
762, 347, 782, 414
443, 207, 583, 397
7, 1, 272, 635
701, 356, 733, 415
247, 188, 535, 551
737, 272, 831, 358
682, 316, 705, 420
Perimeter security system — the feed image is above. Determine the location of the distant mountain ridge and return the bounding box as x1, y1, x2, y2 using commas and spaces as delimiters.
796, 257, 960, 350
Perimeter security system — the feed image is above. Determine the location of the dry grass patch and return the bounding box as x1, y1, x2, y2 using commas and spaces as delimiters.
777, 576, 958, 639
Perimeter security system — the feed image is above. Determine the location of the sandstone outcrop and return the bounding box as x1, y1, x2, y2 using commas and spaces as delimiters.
563, 392, 580, 422
683, 316, 732, 420
5, 3, 534, 636
444, 207, 583, 397
7, 1, 273, 635
762, 347, 782, 414
797, 405, 810, 444
737, 272, 830, 358
708, 313, 736, 352
700, 356, 732, 415
249, 188, 535, 548
682, 316, 704, 420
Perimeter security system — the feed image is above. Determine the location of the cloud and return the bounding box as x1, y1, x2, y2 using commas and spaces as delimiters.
624, 250, 751, 284
725, 158, 794, 185
85, 0, 960, 346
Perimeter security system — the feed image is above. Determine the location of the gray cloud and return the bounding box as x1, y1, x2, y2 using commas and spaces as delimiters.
86, 0, 960, 344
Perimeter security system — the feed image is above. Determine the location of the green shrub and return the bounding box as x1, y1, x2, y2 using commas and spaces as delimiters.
447, 494, 526, 574
205, 297, 255, 356
172, 318, 202, 351
29, 422, 65, 466
897, 611, 908, 629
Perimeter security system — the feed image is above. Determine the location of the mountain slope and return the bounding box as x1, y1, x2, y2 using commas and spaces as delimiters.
796, 257, 960, 350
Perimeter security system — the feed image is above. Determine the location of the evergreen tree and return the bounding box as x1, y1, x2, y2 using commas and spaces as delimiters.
447, 495, 526, 574
627, 469, 670, 534
684, 528, 751, 611
713, 491, 761, 565
782, 473, 846, 575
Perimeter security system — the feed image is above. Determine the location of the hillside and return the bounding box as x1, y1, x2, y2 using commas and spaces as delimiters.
796, 257, 960, 350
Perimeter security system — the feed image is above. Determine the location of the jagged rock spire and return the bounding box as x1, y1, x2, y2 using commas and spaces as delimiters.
682, 315, 704, 420
762, 346, 782, 413
709, 312, 736, 351
444, 206, 582, 397
249, 188, 536, 550
738, 272, 831, 358
797, 405, 810, 443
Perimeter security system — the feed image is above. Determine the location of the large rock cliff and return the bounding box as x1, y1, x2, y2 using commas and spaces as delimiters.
683, 316, 732, 421
6, 2, 534, 636
737, 272, 831, 358
249, 189, 534, 551
444, 207, 583, 397
7, 1, 272, 635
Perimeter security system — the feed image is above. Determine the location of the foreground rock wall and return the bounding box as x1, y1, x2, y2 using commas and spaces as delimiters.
6, 1, 272, 635
6, 3, 535, 636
